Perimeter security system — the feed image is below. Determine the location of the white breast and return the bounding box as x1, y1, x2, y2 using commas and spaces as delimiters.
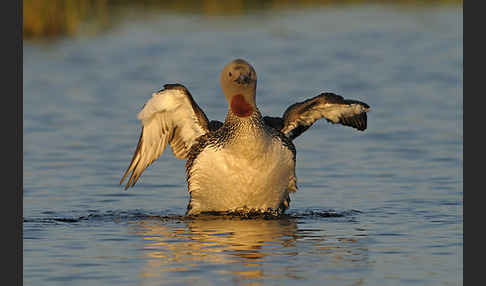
187, 132, 295, 215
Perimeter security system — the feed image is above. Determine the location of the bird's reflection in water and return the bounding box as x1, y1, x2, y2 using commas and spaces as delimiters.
130, 215, 297, 284
129, 214, 369, 286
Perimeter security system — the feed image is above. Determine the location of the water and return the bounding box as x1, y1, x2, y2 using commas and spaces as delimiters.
24, 4, 463, 286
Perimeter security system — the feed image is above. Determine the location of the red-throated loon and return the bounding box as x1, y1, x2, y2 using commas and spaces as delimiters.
120, 59, 370, 216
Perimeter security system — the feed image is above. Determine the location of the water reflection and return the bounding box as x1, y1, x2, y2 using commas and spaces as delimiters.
129, 215, 370, 285
132, 217, 296, 284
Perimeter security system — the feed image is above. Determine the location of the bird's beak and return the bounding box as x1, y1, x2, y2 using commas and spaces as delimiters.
235, 73, 251, 85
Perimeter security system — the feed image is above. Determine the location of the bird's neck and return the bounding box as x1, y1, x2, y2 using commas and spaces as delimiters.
222, 109, 272, 156
223, 108, 264, 138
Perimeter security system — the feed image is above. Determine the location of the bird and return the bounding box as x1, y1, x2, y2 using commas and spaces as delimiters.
120, 59, 370, 216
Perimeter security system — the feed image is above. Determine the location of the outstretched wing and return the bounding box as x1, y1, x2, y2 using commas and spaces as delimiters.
120, 84, 210, 189
264, 92, 370, 140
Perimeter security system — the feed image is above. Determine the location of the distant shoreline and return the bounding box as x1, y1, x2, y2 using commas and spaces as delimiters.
23, 0, 461, 39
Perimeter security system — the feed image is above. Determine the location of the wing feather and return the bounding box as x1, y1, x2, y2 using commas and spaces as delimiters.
277, 92, 370, 140
120, 84, 209, 189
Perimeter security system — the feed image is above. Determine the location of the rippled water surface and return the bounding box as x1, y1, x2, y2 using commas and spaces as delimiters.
24, 4, 463, 286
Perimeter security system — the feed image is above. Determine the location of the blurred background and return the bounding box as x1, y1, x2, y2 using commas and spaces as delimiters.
23, 1, 462, 286
24, 0, 460, 39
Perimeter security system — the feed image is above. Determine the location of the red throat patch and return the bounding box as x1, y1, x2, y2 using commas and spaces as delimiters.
230, 94, 253, 117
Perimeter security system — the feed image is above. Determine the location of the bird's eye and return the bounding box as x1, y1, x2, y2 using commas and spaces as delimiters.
228, 72, 232, 77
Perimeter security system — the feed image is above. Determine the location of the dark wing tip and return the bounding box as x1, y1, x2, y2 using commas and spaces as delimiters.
340, 112, 367, 131
321, 92, 369, 131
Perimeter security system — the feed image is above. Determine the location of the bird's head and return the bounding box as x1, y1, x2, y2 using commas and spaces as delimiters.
220, 59, 257, 118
